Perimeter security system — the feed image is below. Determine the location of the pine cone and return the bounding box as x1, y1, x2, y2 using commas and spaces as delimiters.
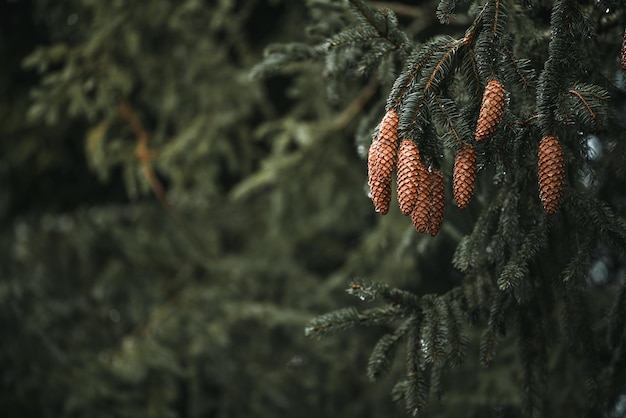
621, 28, 626, 70
411, 188, 430, 234
538, 134, 565, 214
475, 79, 505, 141
396, 139, 423, 215
368, 109, 399, 214
426, 167, 445, 236
411, 165, 445, 235
453, 145, 477, 209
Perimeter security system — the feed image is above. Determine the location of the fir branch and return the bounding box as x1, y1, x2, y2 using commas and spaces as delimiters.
472, 0, 509, 78
563, 83, 610, 131
501, 42, 535, 90
347, 0, 412, 56
428, 94, 469, 147
564, 191, 626, 256
452, 187, 509, 272
518, 309, 546, 418
445, 273, 497, 325
305, 307, 362, 338
436, 0, 457, 24
347, 281, 422, 310
497, 215, 548, 292
561, 285, 600, 405
367, 317, 413, 381
305, 305, 402, 339
560, 234, 595, 284
536, 0, 586, 134
325, 26, 384, 50
444, 300, 468, 368
480, 293, 510, 366
607, 281, 626, 350
250, 43, 318, 79
387, 37, 457, 111
398, 38, 464, 138
404, 317, 429, 414
420, 295, 444, 365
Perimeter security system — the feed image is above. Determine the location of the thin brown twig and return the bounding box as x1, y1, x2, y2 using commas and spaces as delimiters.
568, 89, 596, 120
118, 98, 171, 210
330, 78, 379, 131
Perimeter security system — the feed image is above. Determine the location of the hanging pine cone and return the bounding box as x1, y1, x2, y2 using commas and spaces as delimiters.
475, 79, 505, 141
426, 167, 445, 236
538, 134, 565, 214
368, 109, 399, 214
396, 138, 423, 215
411, 186, 430, 234
411, 165, 444, 235
619, 29, 626, 70
453, 145, 477, 209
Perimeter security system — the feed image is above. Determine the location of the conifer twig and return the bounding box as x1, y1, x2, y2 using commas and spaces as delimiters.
118, 99, 171, 211
330, 78, 379, 131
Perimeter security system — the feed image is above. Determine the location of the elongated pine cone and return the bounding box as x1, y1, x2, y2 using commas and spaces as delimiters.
426, 168, 445, 236
475, 79, 505, 141
368, 109, 399, 214
621, 28, 626, 70
396, 139, 424, 215
453, 145, 477, 209
538, 134, 565, 214
411, 166, 445, 236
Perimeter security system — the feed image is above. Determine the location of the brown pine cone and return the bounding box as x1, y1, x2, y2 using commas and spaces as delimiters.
411, 190, 430, 234
538, 134, 565, 214
621, 28, 626, 70
426, 167, 445, 236
475, 79, 505, 141
396, 139, 422, 215
411, 165, 444, 235
453, 145, 477, 209
410, 162, 431, 234
368, 109, 399, 214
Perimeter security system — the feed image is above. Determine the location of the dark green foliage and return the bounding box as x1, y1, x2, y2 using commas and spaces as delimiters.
252, 0, 626, 416
3, 0, 626, 417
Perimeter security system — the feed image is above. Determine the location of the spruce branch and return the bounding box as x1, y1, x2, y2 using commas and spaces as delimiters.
563, 83, 610, 131
444, 300, 468, 367
367, 317, 413, 381
347, 0, 412, 56
250, 43, 318, 79
404, 318, 429, 414
564, 191, 626, 256
518, 308, 547, 418
501, 42, 535, 89
561, 285, 600, 405
561, 235, 595, 284
452, 187, 509, 272
497, 214, 548, 293
536, 0, 587, 134
608, 281, 626, 350
305, 307, 362, 338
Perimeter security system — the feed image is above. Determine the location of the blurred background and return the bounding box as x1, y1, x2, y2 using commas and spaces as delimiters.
0, 0, 447, 416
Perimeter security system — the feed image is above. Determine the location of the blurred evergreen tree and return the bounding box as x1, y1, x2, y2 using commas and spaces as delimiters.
0, 1, 625, 418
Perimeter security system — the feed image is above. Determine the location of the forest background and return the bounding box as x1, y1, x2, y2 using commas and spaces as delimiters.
1, 0, 625, 417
